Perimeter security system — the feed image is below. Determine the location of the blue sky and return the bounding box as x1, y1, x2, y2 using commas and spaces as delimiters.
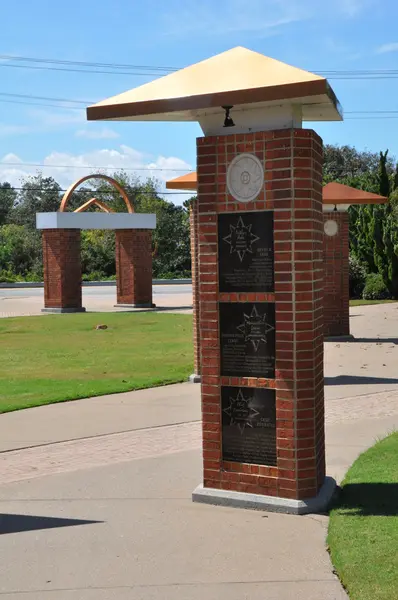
1, 0, 398, 202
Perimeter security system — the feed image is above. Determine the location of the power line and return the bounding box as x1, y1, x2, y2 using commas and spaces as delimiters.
0, 98, 83, 110
0, 161, 193, 172
0, 92, 89, 104
0, 54, 178, 72
2, 91, 398, 117
0, 62, 169, 77
2, 53, 398, 80
2, 186, 192, 195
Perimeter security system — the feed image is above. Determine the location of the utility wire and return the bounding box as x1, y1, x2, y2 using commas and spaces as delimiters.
1, 186, 192, 195
2, 92, 398, 117
0, 54, 178, 71
2, 53, 398, 80
0, 92, 89, 104
0, 162, 193, 172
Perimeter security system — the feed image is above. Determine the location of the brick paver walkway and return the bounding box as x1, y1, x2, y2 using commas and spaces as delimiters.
0, 421, 202, 485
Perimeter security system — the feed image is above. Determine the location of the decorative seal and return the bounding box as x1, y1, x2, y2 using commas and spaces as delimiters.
227, 153, 264, 203
324, 219, 339, 237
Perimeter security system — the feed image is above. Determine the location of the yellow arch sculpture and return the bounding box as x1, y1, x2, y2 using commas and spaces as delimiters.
59, 174, 134, 214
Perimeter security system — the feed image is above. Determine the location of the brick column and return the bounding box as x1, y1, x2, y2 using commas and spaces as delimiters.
193, 129, 332, 513
42, 229, 84, 313
115, 229, 154, 307
189, 199, 201, 382
323, 211, 350, 337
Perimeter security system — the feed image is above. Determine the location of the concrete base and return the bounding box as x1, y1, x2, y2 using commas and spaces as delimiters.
41, 307, 86, 314
192, 476, 337, 515
325, 334, 354, 342
114, 303, 156, 309
188, 373, 201, 383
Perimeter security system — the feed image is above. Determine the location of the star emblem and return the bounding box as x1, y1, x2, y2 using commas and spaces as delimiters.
223, 389, 259, 434
222, 216, 260, 262
237, 305, 275, 351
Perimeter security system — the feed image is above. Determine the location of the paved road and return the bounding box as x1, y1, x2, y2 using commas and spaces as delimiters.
0, 284, 193, 316
0, 283, 192, 299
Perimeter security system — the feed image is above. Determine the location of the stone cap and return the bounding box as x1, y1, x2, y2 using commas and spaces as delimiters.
36, 212, 156, 230
87, 47, 342, 124
167, 174, 389, 205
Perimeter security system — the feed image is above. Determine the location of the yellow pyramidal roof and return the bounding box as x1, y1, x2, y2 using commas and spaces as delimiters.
87, 46, 342, 123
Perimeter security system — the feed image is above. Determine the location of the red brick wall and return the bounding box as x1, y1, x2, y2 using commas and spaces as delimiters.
197, 129, 325, 501
323, 212, 350, 337
190, 202, 201, 376
115, 229, 153, 306
42, 229, 82, 309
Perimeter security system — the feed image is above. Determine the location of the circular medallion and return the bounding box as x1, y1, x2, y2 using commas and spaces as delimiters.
324, 219, 339, 237
227, 153, 264, 203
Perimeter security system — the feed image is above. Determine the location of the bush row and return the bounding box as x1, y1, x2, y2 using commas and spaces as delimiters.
349, 255, 391, 300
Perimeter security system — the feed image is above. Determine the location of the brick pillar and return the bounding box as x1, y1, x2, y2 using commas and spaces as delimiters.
115, 229, 154, 307
323, 211, 350, 337
190, 200, 201, 382
42, 229, 84, 313
193, 129, 331, 513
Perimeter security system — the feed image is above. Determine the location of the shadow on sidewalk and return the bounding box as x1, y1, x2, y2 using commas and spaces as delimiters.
325, 375, 398, 386
0, 513, 102, 535
333, 483, 398, 516
344, 337, 398, 344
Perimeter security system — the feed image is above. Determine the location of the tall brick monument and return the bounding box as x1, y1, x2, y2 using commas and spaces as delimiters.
37, 175, 156, 312
87, 47, 343, 513
167, 176, 389, 365
322, 183, 387, 338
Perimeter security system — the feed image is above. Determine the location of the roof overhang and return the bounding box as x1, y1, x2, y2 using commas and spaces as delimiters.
87, 47, 342, 125
166, 175, 389, 206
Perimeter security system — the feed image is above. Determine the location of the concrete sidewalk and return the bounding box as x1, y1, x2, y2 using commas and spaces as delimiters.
0, 303, 398, 599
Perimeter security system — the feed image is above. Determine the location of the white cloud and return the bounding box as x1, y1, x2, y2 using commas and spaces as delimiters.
0, 123, 31, 136
28, 108, 85, 127
0, 109, 86, 138
0, 145, 193, 205
376, 42, 398, 54
162, 0, 305, 38
337, 0, 365, 16
161, 0, 371, 38
75, 127, 120, 140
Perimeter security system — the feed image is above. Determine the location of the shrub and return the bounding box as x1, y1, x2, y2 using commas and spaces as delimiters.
349, 255, 367, 298
362, 273, 391, 300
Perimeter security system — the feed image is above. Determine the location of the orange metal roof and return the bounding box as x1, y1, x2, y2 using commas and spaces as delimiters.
323, 182, 387, 204
167, 174, 388, 205
165, 172, 197, 191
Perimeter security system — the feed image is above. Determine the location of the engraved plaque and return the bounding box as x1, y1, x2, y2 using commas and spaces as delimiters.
220, 302, 275, 378
222, 386, 277, 466
218, 211, 274, 293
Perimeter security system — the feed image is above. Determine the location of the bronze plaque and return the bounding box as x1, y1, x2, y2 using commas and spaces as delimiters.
218, 211, 274, 293
220, 302, 275, 378
222, 386, 276, 466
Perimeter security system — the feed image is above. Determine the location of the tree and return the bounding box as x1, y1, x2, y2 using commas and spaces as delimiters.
323, 144, 394, 182
0, 224, 42, 278
0, 182, 16, 225
10, 174, 62, 228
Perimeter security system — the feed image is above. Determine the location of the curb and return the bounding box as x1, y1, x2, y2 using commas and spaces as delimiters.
0, 279, 192, 289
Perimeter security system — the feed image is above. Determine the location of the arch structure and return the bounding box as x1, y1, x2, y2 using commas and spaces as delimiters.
36, 174, 156, 313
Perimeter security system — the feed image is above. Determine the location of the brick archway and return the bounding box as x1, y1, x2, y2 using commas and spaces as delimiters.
37, 175, 156, 312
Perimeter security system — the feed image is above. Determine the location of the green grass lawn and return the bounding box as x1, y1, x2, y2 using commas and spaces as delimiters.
0, 312, 193, 413
328, 432, 398, 600
350, 299, 397, 307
